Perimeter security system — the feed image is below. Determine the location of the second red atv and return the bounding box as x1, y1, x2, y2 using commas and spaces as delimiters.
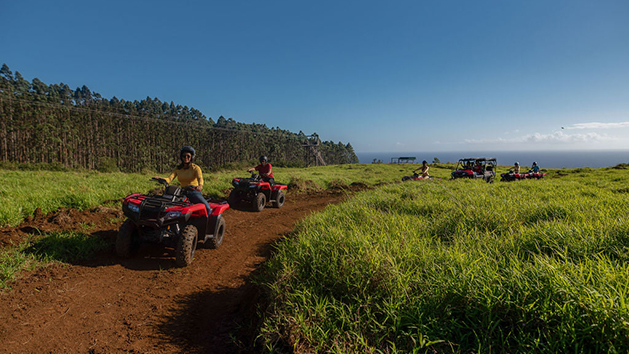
229, 172, 287, 212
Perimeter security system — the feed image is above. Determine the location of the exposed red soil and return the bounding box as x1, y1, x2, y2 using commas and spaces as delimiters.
0, 189, 354, 354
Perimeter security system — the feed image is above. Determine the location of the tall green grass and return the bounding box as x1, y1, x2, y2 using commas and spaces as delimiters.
0, 170, 158, 227
260, 176, 629, 353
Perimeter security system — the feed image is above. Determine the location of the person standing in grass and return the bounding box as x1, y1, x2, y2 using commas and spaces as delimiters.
413, 160, 430, 178
154, 146, 212, 214
248, 155, 274, 184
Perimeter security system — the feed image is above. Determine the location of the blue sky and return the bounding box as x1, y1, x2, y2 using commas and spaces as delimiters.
2, 0, 629, 153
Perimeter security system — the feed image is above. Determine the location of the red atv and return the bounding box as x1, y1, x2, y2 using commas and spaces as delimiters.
525, 171, 547, 179
117, 178, 229, 267
501, 170, 547, 182
401, 172, 429, 181
229, 172, 287, 212
500, 170, 527, 182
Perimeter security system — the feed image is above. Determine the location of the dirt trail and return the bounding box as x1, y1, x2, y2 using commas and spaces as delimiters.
0, 190, 350, 354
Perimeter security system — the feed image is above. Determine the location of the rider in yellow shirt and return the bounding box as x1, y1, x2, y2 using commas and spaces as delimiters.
155, 146, 211, 214
164, 162, 204, 188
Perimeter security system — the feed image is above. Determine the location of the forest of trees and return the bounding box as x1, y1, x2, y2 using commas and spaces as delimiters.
0, 63, 358, 172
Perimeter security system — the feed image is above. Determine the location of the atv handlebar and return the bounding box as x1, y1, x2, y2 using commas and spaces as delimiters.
152, 177, 168, 186
152, 178, 198, 192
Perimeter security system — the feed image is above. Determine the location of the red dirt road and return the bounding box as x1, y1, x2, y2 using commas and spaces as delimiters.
0, 190, 349, 354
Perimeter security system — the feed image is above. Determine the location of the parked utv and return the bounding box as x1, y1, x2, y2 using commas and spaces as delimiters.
229, 172, 287, 212
117, 178, 229, 267
451, 157, 497, 183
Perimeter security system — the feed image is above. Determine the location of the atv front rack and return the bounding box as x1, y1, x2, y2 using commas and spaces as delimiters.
142, 196, 187, 211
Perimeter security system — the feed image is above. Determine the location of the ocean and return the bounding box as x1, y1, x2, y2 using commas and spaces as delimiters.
356, 150, 629, 169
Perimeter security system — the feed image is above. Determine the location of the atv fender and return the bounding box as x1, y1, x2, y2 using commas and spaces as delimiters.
204, 214, 225, 249
207, 214, 220, 237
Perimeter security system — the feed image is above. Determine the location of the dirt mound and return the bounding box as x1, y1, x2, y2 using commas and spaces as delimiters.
0, 206, 123, 249
286, 177, 321, 192
0, 190, 349, 353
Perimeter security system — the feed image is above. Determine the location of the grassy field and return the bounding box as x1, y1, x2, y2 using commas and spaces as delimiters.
259, 164, 629, 353
3, 163, 629, 352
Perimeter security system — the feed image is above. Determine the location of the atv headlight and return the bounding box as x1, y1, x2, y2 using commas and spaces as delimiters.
249, 184, 257, 188
128, 203, 140, 213
233, 181, 239, 186
164, 210, 182, 220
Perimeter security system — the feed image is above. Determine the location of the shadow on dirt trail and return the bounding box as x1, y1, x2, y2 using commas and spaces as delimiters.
0, 190, 351, 354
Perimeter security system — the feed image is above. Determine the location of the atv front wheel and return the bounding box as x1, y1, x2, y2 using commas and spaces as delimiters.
204, 216, 225, 249
273, 190, 285, 208
228, 189, 240, 207
176, 224, 198, 267
116, 220, 140, 258
253, 192, 266, 212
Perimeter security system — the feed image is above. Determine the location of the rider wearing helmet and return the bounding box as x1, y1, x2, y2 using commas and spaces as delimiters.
248, 155, 274, 184
531, 161, 540, 173
154, 146, 212, 214
514, 161, 520, 174
472, 160, 482, 174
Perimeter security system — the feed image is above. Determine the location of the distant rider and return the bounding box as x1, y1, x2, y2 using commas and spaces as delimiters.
531, 161, 540, 173
248, 155, 274, 184
154, 146, 212, 215
513, 162, 520, 174
413, 160, 430, 178
473, 161, 482, 174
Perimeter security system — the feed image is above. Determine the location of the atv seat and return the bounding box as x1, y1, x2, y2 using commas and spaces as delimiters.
162, 185, 182, 201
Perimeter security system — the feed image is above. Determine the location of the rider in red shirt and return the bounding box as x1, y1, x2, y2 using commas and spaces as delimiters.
248, 155, 274, 184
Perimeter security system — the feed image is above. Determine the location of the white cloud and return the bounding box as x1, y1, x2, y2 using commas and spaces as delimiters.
464, 131, 616, 145
567, 122, 629, 130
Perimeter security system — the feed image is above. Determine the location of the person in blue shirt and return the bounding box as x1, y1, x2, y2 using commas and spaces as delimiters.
531, 161, 540, 173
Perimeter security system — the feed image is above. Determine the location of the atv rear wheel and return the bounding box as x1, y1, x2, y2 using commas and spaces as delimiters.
176, 224, 198, 267
273, 190, 285, 208
204, 216, 225, 249
253, 192, 266, 212
116, 220, 140, 258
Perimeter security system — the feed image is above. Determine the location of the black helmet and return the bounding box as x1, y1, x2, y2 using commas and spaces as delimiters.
259, 155, 268, 163
180, 146, 196, 158
532, 161, 537, 165
515, 161, 519, 165
422, 160, 427, 164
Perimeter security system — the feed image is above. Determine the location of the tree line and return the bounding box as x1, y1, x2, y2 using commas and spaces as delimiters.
0, 63, 358, 172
